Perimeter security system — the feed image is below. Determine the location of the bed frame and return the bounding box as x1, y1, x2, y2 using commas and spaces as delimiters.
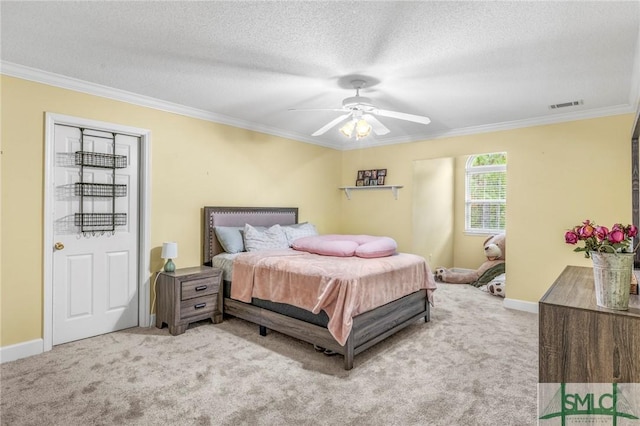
203, 206, 430, 370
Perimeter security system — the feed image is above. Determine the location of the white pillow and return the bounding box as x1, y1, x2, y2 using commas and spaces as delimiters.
282, 222, 318, 246
243, 223, 289, 252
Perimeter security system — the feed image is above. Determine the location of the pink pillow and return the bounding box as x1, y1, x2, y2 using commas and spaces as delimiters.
355, 237, 397, 258
292, 235, 359, 257
292, 235, 397, 258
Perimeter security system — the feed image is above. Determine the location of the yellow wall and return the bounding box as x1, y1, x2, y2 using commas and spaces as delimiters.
0, 76, 342, 347
1, 74, 636, 349
412, 157, 455, 268
340, 115, 634, 303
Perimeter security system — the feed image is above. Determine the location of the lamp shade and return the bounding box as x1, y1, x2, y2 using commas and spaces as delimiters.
161, 242, 178, 259
355, 119, 372, 139
340, 120, 356, 138
340, 118, 372, 140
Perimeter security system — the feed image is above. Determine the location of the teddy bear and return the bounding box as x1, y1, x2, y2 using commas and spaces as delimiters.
483, 273, 506, 297
434, 233, 506, 286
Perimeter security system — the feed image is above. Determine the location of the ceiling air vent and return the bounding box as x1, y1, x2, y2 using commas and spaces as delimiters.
549, 100, 584, 110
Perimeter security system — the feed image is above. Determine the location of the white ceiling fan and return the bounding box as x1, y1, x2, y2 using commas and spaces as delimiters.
290, 79, 431, 139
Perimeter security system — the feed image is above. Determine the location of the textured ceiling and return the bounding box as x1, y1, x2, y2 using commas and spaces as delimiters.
2, 1, 639, 150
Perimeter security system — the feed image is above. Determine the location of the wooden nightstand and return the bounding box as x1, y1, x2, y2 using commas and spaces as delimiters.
156, 265, 223, 335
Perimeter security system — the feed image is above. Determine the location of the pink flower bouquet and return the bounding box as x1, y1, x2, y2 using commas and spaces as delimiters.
564, 220, 638, 258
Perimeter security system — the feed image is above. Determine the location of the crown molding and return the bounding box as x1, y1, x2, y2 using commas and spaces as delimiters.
342, 104, 637, 151
0, 61, 338, 150
2, 61, 636, 152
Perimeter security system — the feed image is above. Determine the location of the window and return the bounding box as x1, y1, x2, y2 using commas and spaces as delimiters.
465, 152, 506, 233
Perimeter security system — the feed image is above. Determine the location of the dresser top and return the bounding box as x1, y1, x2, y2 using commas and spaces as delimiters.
540, 265, 640, 318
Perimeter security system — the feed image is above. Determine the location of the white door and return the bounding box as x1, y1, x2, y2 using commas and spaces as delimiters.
52, 124, 139, 345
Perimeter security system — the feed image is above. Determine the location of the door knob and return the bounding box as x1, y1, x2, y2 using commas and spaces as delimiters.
54, 242, 65, 251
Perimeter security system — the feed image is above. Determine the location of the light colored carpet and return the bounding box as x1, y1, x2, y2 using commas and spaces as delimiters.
1, 284, 538, 425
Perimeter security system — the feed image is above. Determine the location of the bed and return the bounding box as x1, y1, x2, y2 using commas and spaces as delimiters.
203, 206, 436, 370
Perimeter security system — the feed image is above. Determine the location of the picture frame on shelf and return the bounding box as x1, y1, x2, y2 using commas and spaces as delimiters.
356, 169, 387, 186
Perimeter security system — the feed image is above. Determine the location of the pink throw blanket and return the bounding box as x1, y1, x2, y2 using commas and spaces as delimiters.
230, 249, 437, 346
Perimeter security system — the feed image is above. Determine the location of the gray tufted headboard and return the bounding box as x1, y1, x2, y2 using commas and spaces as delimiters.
203, 206, 298, 265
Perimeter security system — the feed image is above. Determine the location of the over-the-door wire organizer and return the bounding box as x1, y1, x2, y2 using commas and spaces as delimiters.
74, 213, 127, 230
74, 182, 127, 197
73, 127, 128, 233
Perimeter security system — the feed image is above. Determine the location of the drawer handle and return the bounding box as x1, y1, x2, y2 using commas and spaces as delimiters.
194, 303, 207, 309
195, 285, 208, 291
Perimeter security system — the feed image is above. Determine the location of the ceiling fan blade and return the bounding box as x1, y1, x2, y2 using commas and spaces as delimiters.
374, 109, 431, 125
363, 114, 390, 136
311, 113, 352, 136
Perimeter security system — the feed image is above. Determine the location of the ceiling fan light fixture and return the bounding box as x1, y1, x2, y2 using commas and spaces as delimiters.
297, 77, 430, 138
339, 120, 356, 138
355, 119, 372, 139
340, 118, 372, 140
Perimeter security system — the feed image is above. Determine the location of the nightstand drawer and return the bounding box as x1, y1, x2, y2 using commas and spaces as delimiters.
181, 276, 219, 300
180, 295, 216, 318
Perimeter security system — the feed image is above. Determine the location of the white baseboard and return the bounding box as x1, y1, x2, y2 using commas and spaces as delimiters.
0, 339, 44, 364
503, 297, 539, 314
2, 315, 156, 364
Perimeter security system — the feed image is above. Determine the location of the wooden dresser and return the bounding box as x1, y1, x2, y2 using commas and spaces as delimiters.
539, 265, 640, 383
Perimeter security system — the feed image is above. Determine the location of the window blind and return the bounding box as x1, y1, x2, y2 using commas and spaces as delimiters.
465, 155, 507, 232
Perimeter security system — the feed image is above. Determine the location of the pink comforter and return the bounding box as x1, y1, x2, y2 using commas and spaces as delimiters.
230, 249, 437, 346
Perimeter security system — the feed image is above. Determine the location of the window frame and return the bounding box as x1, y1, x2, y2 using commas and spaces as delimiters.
464, 153, 507, 234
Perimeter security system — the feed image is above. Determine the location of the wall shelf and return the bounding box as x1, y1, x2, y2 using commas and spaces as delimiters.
338, 185, 404, 200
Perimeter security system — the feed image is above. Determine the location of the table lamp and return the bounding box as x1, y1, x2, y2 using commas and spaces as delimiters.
161, 242, 178, 272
